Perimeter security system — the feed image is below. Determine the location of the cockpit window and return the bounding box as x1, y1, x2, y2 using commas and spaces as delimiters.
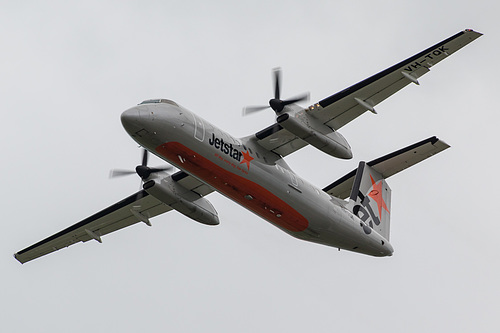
139, 99, 178, 106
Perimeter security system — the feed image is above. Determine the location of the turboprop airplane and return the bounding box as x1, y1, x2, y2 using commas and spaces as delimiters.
14, 29, 481, 264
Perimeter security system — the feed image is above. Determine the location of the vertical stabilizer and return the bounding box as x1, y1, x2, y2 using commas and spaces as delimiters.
348, 162, 392, 240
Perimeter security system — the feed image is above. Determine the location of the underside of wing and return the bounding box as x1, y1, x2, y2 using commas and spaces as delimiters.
252, 30, 480, 158
14, 191, 171, 264
309, 29, 482, 130
323, 136, 450, 199
171, 171, 214, 196
254, 123, 308, 157
15, 170, 216, 264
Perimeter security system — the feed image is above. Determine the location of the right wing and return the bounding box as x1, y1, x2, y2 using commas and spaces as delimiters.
14, 171, 214, 264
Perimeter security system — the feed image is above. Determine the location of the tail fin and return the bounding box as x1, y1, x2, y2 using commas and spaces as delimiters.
348, 162, 392, 240
324, 136, 451, 240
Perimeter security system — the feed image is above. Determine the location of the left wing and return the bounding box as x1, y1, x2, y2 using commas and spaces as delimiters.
254, 29, 481, 157
171, 171, 214, 196
14, 190, 171, 264
14, 171, 215, 264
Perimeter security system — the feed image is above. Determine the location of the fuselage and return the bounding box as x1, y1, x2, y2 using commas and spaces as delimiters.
121, 100, 393, 256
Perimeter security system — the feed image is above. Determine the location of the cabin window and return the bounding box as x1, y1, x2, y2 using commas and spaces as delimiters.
139, 99, 178, 106
193, 114, 205, 142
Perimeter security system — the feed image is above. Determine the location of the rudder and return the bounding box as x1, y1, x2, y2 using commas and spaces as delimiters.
348, 162, 392, 240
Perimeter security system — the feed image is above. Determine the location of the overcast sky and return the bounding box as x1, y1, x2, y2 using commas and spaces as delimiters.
2, 1, 498, 332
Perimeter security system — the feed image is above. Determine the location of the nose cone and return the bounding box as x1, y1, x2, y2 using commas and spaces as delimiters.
121, 108, 143, 135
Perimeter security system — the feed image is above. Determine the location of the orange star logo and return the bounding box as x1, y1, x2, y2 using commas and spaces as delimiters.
368, 175, 390, 218
240, 150, 254, 170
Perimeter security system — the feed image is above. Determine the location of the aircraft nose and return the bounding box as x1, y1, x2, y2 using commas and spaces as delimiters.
121, 107, 144, 135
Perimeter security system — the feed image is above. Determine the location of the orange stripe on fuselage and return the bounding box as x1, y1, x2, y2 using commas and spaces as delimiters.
155, 142, 309, 232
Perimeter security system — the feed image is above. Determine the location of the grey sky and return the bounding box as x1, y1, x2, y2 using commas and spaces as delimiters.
2, 1, 498, 332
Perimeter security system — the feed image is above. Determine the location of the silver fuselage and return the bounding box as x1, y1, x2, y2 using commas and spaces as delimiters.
121, 101, 393, 256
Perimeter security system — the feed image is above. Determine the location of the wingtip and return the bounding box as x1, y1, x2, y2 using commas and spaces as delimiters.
465, 28, 483, 36
13, 253, 24, 265
429, 136, 451, 151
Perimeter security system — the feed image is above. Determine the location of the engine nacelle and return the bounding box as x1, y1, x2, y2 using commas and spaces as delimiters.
143, 177, 219, 226
277, 112, 352, 159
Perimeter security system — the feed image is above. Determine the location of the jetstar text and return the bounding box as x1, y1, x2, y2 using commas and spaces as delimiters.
209, 133, 242, 161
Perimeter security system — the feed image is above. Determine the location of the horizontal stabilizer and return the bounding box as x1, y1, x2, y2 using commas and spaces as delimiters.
323, 136, 450, 199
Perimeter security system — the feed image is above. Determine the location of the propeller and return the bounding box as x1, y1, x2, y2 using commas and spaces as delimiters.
109, 148, 172, 180
243, 67, 310, 116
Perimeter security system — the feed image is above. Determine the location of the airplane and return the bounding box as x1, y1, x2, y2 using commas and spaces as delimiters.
14, 29, 481, 264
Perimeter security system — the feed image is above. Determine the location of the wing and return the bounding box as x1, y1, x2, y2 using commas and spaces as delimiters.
14, 190, 170, 264
14, 171, 214, 264
323, 136, 450, 199
311, 29, 482, 130
254, 29, 481, 156
254, 123, 308, 157
171, 171, 214, 196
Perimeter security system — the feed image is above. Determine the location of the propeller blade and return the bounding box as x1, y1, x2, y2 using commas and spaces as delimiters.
242, 67, 308, 116
141, 149, 148, 166
273, 67, 282, 100
283, 92, 310, 106
109, 169, 136, 178
136, 165, 173, 179
242, 105, 270, 116
148, 166, 173, 174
